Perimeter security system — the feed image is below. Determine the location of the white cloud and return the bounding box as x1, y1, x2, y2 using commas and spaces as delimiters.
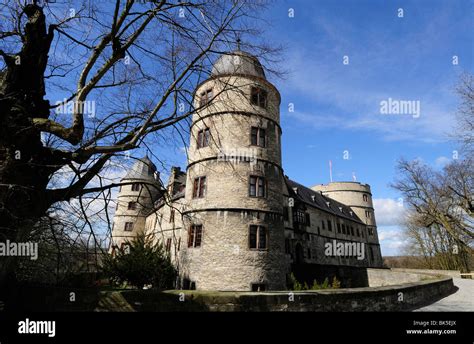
377, 225, 410, 256
373, 198, 406, 226
435, 156, 451, 168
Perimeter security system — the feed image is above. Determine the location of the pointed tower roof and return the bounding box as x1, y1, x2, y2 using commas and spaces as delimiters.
122, 156, 158, 181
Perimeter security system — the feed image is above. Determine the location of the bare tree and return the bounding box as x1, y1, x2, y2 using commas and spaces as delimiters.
0, 0, 278, 289
393, 159, 473, 273
455, 73, 474, 154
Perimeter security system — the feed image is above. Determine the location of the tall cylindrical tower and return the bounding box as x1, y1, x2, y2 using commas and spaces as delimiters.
110, 156, 161, 251
311, 182, 383, 266
180, 50, 287, 290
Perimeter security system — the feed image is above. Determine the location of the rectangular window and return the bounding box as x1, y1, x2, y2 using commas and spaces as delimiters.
250, 86, 268, 108
192, 176, 206, 198
165, 238, 172, 252
321, 219, 325, 230
250, 127, 266, 147
350, 226, 355, 236
284, 238, 290, 254
170, 209, 175, 223
249, 176, 266, 197
124, 222, 134, 231
365, 210, 371, 218
249, 225, 267, 250
131, 183, 140, 192
356, 227, 360, 236
342, 224, 346, 234
127, 202, 137, 210
337, 223, 341, 233
293, 210, 306, 225
197, 128, 210, 148
327, 220, 332, 231
368, 227, 374, 236
199, 88, 213, 107
188, 225, 203, 248
283, 206, 289, 221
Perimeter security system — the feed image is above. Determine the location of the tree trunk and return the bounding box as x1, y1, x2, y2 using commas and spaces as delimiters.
0, 4, 61, 300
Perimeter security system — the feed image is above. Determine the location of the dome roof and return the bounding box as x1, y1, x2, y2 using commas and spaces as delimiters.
123, 156, 159, 181
211, 50, 266, 79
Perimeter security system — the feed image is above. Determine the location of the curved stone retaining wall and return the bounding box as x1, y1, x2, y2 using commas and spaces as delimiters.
107, 269, 456, 312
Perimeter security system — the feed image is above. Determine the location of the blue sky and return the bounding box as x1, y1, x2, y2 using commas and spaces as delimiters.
254, 0, 473, 256
35, 1, 472, 255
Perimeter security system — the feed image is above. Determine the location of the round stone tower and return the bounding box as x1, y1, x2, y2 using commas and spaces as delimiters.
110, 156, 161, 251
181, 50, 287, 290
311, 182, 383, 265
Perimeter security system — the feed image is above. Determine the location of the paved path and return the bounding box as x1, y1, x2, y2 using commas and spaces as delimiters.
414, 278, 474, 311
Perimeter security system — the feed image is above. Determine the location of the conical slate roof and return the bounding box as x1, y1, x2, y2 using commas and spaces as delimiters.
211, 50, 266, 79
122, 156, 158, 181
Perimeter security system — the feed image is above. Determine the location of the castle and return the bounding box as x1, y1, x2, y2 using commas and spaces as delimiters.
110, 49, 383, 291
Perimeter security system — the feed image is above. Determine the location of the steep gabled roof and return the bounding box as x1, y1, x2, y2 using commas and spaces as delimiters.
285, 178, 364, 224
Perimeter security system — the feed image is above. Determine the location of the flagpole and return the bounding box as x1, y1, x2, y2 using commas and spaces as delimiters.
329, 160, 333, 183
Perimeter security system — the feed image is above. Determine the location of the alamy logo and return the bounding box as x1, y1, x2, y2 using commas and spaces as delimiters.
217, 148, 258, 167
55, 98, 96, 118
18, 318, 56, 338
380, 97, 420, 118
324, 240, 365, 260
0, 240, 38, 260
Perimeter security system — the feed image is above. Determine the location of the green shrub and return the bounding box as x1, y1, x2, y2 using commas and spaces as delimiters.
103, 233, 177, 289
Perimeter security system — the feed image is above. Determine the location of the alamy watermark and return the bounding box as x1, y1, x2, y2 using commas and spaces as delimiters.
0, 240, 38, 260
380, 97, 420, 118
324, 240, 365, 260
55, 98, 96, 118
217, 148, 258, 167
18, 318, 55, 338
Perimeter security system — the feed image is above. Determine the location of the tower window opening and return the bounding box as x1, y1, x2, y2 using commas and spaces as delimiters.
197, 128, 210, 148
250, 86, 268, 108
127, 202, 137, 210
249, 225, 267, 250
124, 222, 134, 231
170, 209, 175, 223
131, 183, 141, 192
365, 210, 371, 218
199, 88, 213, 107
363, 194, 368, 202
165, 238, 172, 252
250, 126, 266, 147
249, 176, 266, 197
192, 176, 207, 198
368, 227, 374, 236
188, 225, 203, 248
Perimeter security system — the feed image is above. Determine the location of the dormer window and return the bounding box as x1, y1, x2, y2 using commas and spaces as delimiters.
339, 207, 343, 213
250, 86, 268, 108
199, 88, 213, 107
